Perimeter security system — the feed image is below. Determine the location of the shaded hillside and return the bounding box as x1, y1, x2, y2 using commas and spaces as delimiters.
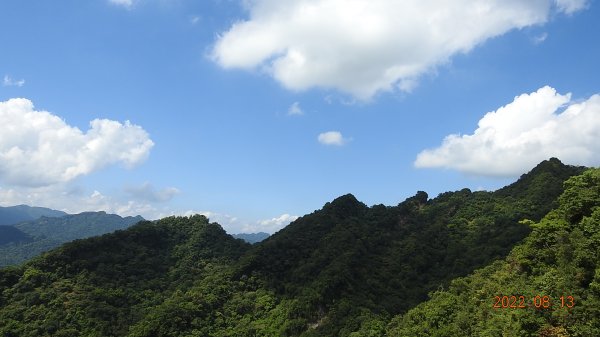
387, 167, 600, 336
0, 215, 250, 337
0, 205, 66, 226
0, 226, 32, 245
0, 212, 144, 267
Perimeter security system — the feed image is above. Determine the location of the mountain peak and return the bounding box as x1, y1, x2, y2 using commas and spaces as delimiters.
528, 157, 565, 174
501, 158, 584, 189
322, 193, 367, 218
494, 158, 586, 219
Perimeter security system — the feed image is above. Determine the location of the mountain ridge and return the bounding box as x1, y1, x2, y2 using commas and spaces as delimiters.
0, 158, 593, 336
0, 211, 145, 267
0, 205, 67, 226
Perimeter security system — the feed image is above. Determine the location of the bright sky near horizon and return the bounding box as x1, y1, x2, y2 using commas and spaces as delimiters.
1, 0, 599, 233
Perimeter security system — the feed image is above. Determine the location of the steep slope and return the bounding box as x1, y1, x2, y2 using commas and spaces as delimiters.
229, 158, 584, 336
0, 212, 144, 267
0, 158, 587, 337
0, 215, 250, 337
0, 205, 66, 226
387, 167, 600, 337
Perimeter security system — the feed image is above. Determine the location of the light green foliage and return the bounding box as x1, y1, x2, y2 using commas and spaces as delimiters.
387, 168, 600, 336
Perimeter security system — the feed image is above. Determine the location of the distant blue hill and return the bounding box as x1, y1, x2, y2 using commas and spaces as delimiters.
0, 205, 67, 226
232, 232, 270, 244
0, 210, 144, 267
0, 225, 32, 245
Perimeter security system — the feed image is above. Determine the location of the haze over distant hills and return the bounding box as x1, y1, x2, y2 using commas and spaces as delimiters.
232, 232, 270, 244
0, 205, 66, 226
0, 211, 144, 267
1, 158, 598, 336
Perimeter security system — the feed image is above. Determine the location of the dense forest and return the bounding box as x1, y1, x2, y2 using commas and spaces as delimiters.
0, 212, 144, 267
0, 158, 598, 336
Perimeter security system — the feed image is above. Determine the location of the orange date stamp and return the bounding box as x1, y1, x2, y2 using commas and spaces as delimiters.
493, 295, 575, 309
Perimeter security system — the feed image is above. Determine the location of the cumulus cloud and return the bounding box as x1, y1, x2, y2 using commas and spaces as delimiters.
125, 182, 180, 203
414, 86, 600, 176
288, 101, 304, 116
211, 0, 587, 100
318, 131, 348, 146
3, 75, 25, 87
0, 98, 154, 187
242, 213, 299, 233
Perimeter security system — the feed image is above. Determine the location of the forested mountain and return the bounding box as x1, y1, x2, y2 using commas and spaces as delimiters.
0, 226, 32, 246
0, 158, 596, 337
0, 212, 144, 267
387, 167, 600, 336
0, 215, 249, 337
232, 232, 270, 244
0, 205, 66, 226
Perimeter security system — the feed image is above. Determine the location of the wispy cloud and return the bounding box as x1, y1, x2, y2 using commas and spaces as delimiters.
533, 32, 548, 45
190, 16, 201, 25
2, 75, 25, 87
125, 182, 180, 203
108, 0, 134, 9
287, 102, 304, 116
555, 0, 589, 14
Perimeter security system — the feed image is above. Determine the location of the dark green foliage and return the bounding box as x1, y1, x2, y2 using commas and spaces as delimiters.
495, 157, 585, 219
0, 212, 144, 267
0, 215, 250, 337
0, 205, 67, 226
230, 159, 583, 335
0, 159, 592, 337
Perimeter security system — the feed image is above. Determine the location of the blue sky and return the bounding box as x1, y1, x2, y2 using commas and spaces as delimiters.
1, 0, 599, 233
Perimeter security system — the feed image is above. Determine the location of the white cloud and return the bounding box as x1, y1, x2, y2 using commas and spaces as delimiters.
242, 213, 299, 233
0, 185, 156, 218
125, 182, 179, 203
109, 0, 134, 8
288, 101, 304, 116
178, 210, 242, 231
0, 98, 154, 187
211, 0, 587, 100
414, 86, 600, 176
318, 131, 348, 146
0, 181, 295, 233
3, 75, 25, 87
555, 0, 588, 14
